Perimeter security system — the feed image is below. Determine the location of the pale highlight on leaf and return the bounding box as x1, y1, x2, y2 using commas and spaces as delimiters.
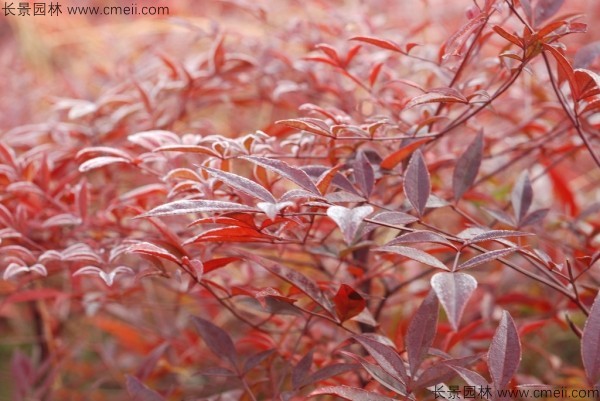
327, 205, 373, 245
431, 272, 477, 331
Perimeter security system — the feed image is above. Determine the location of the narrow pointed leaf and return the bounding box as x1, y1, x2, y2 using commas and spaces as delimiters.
138, 200, 256, 218
125, 375, 165, 401
511, 172, 533, 224
292, 351, 314, 390
353, 335, 409, 384
406, 290, 439, 375
488, 311, 521, 389
457, 248, 518, 271
192, 317, 238, 367
431, 272, 477, 331
453, 132, 483, 201
380, 138, 431, 170
309, 385, 399, 400
242, 156, 320, 194
385, 230, 456, 249
240, 251, 335, 317
467, 230, 533, 244
582, 291, 600, 385
353, 152, 375, 197
202, 166, 276, 203
404, 150, 430, 216
377, 245, 448, 270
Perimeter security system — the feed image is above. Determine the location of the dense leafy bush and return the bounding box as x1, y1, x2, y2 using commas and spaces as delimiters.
1, 0, 600, 400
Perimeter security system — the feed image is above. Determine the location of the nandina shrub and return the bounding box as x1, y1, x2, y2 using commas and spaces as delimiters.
1, 0, 600, 400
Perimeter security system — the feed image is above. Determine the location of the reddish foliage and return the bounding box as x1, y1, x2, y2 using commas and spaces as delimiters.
1, 0, 600, 400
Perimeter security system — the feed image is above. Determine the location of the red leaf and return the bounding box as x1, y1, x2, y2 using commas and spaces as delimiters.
184, 226, 275, 244
138, 200, 256, 218
488, 311, 521, 389
403, 150, 430, 216
333, 284, 366, 321
406, 290, 439, 375
350, 36, 404, 53
574, 69, 600, 100
542, 43, 578, 99
453, 132, 483, 201
154, 145, 219, 157
203, 257, 240, 273
79, 156, 132, 173
582, 291, 600, 385
431, 272, 478, 331
353, 335, 408, 385
377, 245, 449, 270
127, 242, 180, 264
315, 43, 341, 65
380, 138, 431, 170
493, 26, 523, 47
241, 156, 320, 194
369, 62, 385, 87
125, 375, 165, 401
240, 251, 336, 317
511, 171, 533, 224
192, 316, 238, 367
309, 385, 398, 400
275, 118, 333, 138
457, 248, 518, 271
440, 13, 487, 61
201, 166, 276, 203
327, 205, 373, 245
405, 92, 468, 109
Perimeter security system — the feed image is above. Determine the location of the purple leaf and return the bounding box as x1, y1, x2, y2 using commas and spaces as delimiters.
451, 366, 489, 389
453, 132, 483, 201
304, 363, 359, 388
406, 290, 439, 375
457, 248, 518, 271
431, 272, 477, 331
136, 343, 170, 380
368, 211, 419, 226
511, 172, 533, 224
574, 41, 600, 69
292, 351, 313, 390
519, 208, 549, 227
414, 354, 482, 389
243, 349, 275, 374
582, 291, 600, 385
127, 242, 180, 264
352, 356, 408, 395
327, 205, 373, 245
404, 150, 430, 216
377, 245, 449, 270
353, 152, 375, 197
241, 156, 320, 194
138, 200, 256, 218
309, 385, 399, 400
240, 251, 335, 317
488, 311, 521, 389
125, 375, 165, 401
483, 207, 516, 227
201, 166, 277, 203
192, 316, 238, 367
385, 230, 456, 249
353, 334, 409, 385
466, 230, 533, 244
533, 0, 564, 25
